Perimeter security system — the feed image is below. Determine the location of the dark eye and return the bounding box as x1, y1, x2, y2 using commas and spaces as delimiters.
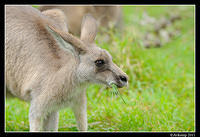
95, 59, 105, 67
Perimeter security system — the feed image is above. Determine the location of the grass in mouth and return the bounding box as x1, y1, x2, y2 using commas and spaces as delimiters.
110, 83, 126, 104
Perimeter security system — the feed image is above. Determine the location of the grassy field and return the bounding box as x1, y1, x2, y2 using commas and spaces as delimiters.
5, 5, 195, 132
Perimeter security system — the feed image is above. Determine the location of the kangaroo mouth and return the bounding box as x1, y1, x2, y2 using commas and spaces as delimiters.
108, 81, 126, 89
116, 84, 124, 88
114, 82, 126, 88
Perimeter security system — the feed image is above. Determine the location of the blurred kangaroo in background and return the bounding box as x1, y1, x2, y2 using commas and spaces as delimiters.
39, 5, 123, 36
6, 6, 128, 131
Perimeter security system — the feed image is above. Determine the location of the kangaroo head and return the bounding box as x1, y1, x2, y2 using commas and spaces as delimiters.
48, 14, 128, 88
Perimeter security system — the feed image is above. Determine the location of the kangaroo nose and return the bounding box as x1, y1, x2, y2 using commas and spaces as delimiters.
119, 75, 127, 83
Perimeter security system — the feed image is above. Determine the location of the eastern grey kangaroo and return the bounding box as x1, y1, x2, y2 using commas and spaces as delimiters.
6, 6, 128, 131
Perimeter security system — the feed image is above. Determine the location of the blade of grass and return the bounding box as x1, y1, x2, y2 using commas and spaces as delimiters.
110, 83, 126, 104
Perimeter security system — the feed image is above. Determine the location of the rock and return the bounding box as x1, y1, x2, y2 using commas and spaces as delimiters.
159, 29, 171, 43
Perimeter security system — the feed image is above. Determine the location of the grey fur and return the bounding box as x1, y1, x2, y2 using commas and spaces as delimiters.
6, 6, 128, 131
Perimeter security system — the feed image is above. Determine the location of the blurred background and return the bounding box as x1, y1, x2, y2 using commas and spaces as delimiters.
6, 5, 195, 131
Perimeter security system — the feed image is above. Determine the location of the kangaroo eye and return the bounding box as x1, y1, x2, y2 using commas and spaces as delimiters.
95, 59, 105, 67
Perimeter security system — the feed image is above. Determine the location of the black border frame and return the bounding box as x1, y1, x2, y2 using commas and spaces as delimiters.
1, 1, 199, 136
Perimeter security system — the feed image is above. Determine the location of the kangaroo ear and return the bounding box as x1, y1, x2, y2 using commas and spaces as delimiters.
81, 14, 98, 43
47, 22, 87, 55
42, 9, 69, 33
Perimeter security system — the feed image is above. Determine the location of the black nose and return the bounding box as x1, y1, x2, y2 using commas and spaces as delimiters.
119, 75, 127, 83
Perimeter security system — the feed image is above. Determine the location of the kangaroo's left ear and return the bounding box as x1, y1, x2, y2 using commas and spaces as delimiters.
42, 9, 69, 33
47, 21, 87, 55
81, 14, 98, 44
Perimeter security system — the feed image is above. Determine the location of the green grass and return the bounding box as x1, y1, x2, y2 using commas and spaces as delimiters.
5, 5, 195, 132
